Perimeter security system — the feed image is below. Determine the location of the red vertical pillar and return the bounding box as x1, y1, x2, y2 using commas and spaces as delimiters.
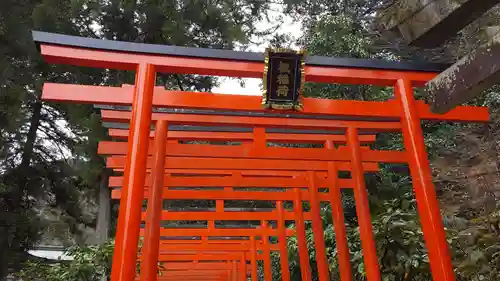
261, 221, 273, 281
347, 127, 381, 281
240, 253, 247, 281
395, 78, 455, 281
325, 141, 352, 281
232, 261, 238, 281
293, 188, 311, 281
253, 127, 266, 148
111, 63, 156, 281
306, 171, 330, 281
139, 120, 168, 281
250, 236, 258, 281
276, 201, 291, 281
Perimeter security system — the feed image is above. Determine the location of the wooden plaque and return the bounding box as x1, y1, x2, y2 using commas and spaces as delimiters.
262, 48, 305, 110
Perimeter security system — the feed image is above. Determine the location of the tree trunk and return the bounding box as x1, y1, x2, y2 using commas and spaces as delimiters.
0, 100, 43, 280
96, 169, 111, 244
96, 169, 111, 281
14, 101, 42, 207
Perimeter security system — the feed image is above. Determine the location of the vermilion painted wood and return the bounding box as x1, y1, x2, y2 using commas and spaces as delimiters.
38, 44, 438, 86
158, 240, 263, 245
155, 253, 261, 261
326, 142, 353, 281
106, 156, 381, 171
111, 63, 155, 281
108, 128, 378, 143
159, 240, 267, 246
157, 270, 232, 275
154, 273, 229, 278
109, 174, 352, 187
152, 265, 233, 280
99, 141, 404, 162
150, 275, 230, 279
139, 121, 168, 281
395, 79, 456, 281
99, 139, 376, 155
276, 201, 291, 281
293, 188, 312, 281
152, 278, 227, 281
154, 276, 229, 280
252, 127, 266, 148
146, 245, 260, 280
239, 253, 246, 281
149, 277, 225, 280
249, 236, 258, 281
152, 262, 235, 280
146, 275, 228, 281
109, 166, 371, 173
107, 173, 337, 187
348, 127, 381, 281
139, 211, 315, 221
307, 171, 330, 281
112, 169, 334, 178
139, 228, 295, 237
231, 261, 238, 281
111, 168, 337, 175
158, 243, 280, 252
99, 142, 407, 162
42, 83, 489, 123
154, 278, 225, 280
151, 270, 231, 276
155, 275, 229, 278
260, 221, 272, 281
107, 174, 350, 188
149, 259, 245, 280
155, 274, 229, 277
158, 262, 236, 270
156, 276, 231, 281
111, 189, 335, 201
155, 250, 250, 256
148, 273, 229, 281
100, 110, 404, 131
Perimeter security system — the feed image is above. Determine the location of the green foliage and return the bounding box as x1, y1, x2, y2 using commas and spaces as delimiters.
300, 13, 392, 102
15, 239, 168, 281
371, 196, 430, 281
16, 240, 114, 281
447, 210, 500, 281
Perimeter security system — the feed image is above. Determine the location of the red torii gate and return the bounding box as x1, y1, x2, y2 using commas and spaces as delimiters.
32, 30, 489, 281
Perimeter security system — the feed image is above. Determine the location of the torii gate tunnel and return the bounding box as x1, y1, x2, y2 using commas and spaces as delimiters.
32, 31, 489, 281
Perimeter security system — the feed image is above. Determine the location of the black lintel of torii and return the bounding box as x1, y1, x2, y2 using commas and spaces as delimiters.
32, 30, 448, 73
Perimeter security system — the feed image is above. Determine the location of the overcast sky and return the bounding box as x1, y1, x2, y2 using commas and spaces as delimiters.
212, 5, 301, 96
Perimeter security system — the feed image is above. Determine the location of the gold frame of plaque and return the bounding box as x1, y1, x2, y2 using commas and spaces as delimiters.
262, 48, 306, 111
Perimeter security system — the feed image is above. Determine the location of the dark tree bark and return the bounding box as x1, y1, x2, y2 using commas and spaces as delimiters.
0, 100, 43, 280
14, 100, 42, 207
96, 169, 111, 244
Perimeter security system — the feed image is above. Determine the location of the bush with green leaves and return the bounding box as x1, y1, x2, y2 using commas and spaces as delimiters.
16, 240, 114, 281
16, 238, 168, 281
